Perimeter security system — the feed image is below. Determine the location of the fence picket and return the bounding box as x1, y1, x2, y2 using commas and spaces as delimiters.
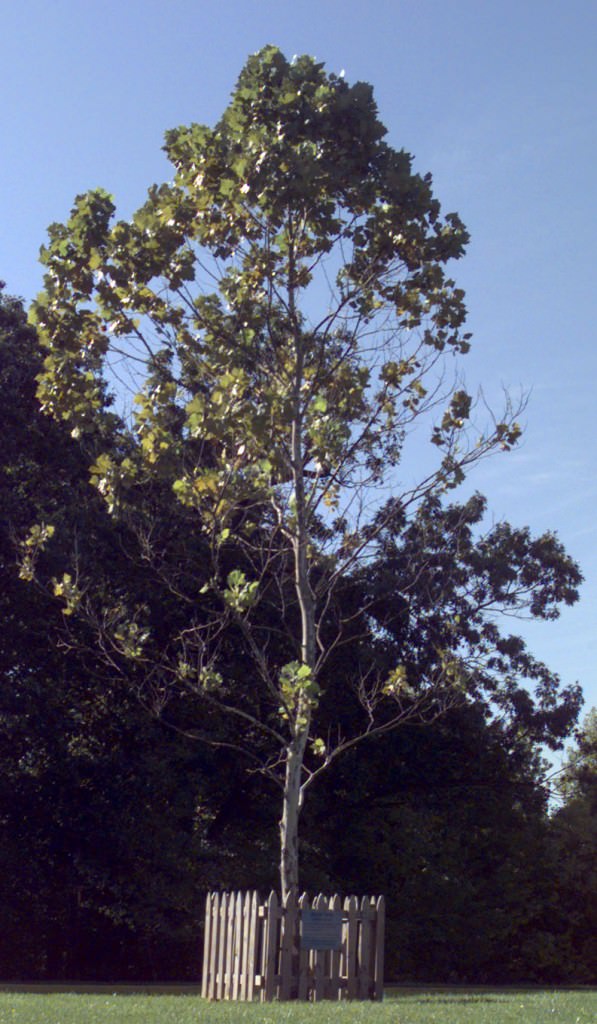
248, 890, 259, 1001
239, 891, 251, 1000
358, 895, 371, 998
328, 892, 342, 1000
207, 892, 220, 1000
311, 893, 325, 1002
279, 892, 296, 1000
201, 892, 213, 999
215, 893, 227, 999
230, 891, 241, 1000
345, 895, 358, 999
374, 895, 385, 1001
223, 892, 234, 997
298, 892, 310, 1001
261, 891, 278, 1002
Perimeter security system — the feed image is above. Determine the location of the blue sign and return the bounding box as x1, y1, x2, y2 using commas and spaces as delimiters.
300, 909, 343, 950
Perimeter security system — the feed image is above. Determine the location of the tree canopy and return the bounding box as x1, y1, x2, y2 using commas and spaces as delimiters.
27, 47, 581, 898
546, 712, 597, 980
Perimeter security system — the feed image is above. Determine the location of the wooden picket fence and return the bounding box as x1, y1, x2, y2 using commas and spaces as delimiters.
201, 890, 385, 1002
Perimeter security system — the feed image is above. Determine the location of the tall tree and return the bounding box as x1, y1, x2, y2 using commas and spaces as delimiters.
556, 709, 597, 806
546, 711, 597, 980
303, 704, 557, 982
29, 48, 577, 897
0, 287, 233, 978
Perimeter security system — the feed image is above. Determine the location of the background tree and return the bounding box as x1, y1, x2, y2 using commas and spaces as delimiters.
3, 279, 585, 979
556, 709, 597, 806
544, 711, 597, 981
303, 704, 557, 982
295, 493, 583, 980
0, 286, 268, 978
30, 47, 576, 899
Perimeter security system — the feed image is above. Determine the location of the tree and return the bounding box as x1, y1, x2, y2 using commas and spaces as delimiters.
359, 492, 582, 749
556, 708, 597, 806
0, 286, 240, 978
295, 493, 583, 979
545, 711, 597, 980
30, 47, 576, 899
302, 703, 558, 982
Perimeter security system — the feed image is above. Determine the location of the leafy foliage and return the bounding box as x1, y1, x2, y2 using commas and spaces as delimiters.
545, 712, 597, 980
0, 288, 274, 978
27, 48, 576, 898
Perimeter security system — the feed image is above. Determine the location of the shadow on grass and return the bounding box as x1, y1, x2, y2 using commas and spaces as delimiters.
404, 996, 508, 1005
0, 984, 202, 997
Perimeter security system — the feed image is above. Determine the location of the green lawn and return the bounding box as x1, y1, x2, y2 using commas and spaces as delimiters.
0, 989, 594, 1024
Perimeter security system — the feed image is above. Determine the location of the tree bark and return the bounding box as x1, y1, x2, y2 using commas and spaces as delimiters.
280, 734, 308, 900
278, 238, 317, 900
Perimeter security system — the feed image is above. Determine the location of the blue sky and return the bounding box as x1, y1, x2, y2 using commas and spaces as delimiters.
2, 0, 595, 742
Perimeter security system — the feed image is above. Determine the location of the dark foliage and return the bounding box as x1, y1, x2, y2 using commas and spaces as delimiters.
0, 286, 592, 982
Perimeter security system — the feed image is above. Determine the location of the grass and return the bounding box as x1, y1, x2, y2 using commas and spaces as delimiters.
0, 988, 594, 1024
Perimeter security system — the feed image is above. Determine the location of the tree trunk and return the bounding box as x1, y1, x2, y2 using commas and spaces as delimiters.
280, 734, 308, 900
279, 235, 317, 900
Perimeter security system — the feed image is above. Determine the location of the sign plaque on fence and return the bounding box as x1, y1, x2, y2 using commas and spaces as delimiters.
300, 908, 343, 950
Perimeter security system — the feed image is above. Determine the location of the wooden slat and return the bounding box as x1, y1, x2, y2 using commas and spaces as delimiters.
247, 891, 259, 1001
239, 890, 252, 1001
203, 893, 212, 999
338, 895, 348, 999
298, 892, 310, 1001
225, 892, 233, 999
207, 893, 220, 1000
201, 893, 212, 998
232, 888, 241, 999
261, 891, 278, 1002
279, 891, 296, 1000
216, 892, 225, 1000
373, 894, 385, 1001
311, 893, 325, 1002
232, 892, 243, 995
206, 892, 217, 1000
217, 893, 229, 1000
358, 895, 371, 999
345, 895, 358, 999
328, 892, 342, 1000
223, 892, 235, 997
255, 902, 266, 994
238, 891, 248, 1001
